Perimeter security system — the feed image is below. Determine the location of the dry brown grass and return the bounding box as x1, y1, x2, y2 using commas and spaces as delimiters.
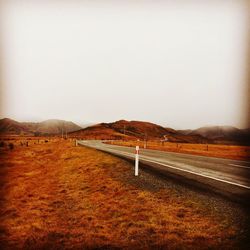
108, 140, 250, 161
0, 138, 243, 249
68, 124, 135, 140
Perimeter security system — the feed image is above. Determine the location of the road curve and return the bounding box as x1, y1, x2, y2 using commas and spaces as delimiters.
78, 140, 250, 203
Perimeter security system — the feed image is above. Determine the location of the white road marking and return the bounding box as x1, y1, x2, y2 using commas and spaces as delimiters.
79, 143, 250, 190
229, 164, 250, 169
142, 158, 250, 190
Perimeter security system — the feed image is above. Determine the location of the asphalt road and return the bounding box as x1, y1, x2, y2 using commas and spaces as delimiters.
78, 140, 250, 203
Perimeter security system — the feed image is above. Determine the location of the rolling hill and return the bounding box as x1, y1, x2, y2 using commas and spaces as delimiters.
0, 118, 32, 135
178, 126, 250, 145
2, 118, 248, 144
69, 120, 210, 143
69, 123, 135, 140
0, 118, 82, 136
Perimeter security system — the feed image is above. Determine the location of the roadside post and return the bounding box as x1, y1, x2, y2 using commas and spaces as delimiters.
135, 146, 139, 176
75, 139, 78, 147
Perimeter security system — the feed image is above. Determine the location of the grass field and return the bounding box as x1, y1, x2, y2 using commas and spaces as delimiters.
0, 138, 247, 249
107, 140, 250, 161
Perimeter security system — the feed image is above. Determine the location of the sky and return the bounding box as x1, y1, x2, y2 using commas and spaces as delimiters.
0, 0, 249, 129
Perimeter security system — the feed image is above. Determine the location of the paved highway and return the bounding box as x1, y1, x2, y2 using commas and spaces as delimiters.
78, 140, 250, 202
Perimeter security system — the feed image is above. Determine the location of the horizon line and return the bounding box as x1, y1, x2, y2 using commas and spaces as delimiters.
0, 116, 249, 130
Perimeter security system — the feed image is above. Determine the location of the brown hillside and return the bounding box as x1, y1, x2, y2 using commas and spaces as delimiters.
179, 126, 250, 145
69, 123, 135, 140
0, 118, 32, 135
0, 118, 82, 136
109, 120, 167, 139
28, 119, 82, 135
69, 120, 210, 143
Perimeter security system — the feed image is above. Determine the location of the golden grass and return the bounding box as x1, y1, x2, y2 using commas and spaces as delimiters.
68, 125, 135, 140
0, 138, 242, 249
108, 140, 250, 161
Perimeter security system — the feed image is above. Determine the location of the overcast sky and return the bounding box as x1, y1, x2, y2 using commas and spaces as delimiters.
0, 0, 249, 129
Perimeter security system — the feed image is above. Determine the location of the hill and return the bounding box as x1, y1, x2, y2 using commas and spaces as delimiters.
69, 123, 134, 140
0, 118, 82, 136
23, 119, 82, 135
69, 120, 209, 143
0, 118, 32, 135
179, 126, 250, 145
3, 118, 247, 144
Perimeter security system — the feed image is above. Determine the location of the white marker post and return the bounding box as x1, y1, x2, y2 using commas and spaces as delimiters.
75, 139, 78, 147
135, 146, 139, 176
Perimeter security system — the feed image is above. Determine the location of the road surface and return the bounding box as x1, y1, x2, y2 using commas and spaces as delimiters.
78, 140, 250, 203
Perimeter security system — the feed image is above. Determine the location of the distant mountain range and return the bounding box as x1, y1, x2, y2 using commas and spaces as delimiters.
0, 118, 249, 145
0, 118, 82, 136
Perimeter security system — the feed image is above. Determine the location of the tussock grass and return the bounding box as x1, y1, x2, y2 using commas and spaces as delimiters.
0, 139, 242, 249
